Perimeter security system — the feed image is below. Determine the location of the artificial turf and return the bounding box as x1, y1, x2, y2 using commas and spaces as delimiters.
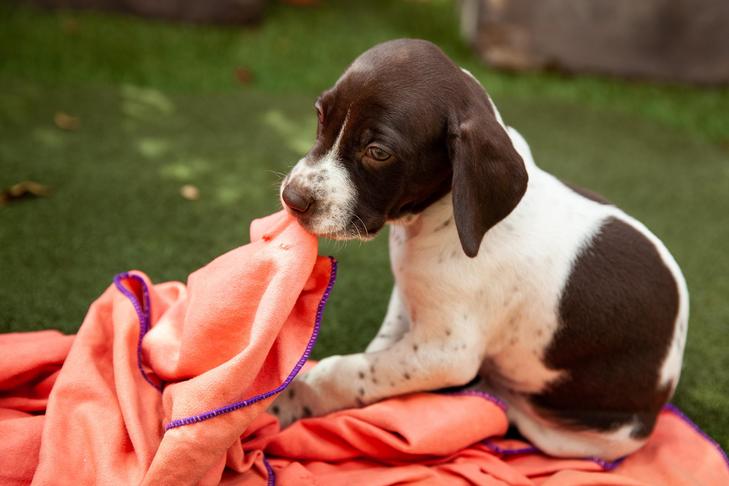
1, 0, 728, 450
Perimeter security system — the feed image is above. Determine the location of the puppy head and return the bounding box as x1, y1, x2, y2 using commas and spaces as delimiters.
281, 39, 527, 256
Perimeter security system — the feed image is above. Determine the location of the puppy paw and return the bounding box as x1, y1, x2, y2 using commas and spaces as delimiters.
268, 356, 351, 428
268, 378, 317, 428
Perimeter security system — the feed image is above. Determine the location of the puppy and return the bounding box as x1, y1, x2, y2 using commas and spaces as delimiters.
272, 39, 688, 461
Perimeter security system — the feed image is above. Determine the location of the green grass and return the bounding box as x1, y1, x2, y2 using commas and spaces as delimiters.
1, 0, 728, 449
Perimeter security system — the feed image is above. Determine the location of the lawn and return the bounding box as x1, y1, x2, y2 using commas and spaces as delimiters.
1, 0, 728, 449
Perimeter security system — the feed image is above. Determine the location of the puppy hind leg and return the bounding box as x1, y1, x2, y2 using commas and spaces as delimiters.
507, 403, 647, 461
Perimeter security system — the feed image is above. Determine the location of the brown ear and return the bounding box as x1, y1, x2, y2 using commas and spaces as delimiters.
449, 105, 528, 258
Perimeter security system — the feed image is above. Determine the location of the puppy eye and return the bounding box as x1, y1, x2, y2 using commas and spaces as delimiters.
366, 145, 391, 162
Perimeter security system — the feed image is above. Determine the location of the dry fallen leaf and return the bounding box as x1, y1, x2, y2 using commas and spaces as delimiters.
180, 184, 200, 201
54, 112, 80, 131
62, 17, 79, 35
234, 67, 254, 85
0, 181, 51, 206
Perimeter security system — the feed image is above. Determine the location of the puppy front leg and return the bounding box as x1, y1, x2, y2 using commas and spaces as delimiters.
365, 286, 410, 353
271, 328, 483, 427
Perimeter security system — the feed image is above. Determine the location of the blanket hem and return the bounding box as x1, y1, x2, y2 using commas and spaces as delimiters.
160, 257, 338, 430
113, 272, 162, 391
664, 403, 729, 471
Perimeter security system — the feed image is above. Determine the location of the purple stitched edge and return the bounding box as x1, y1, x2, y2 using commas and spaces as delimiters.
589, 455, 624, 472
664, 403, 729, 471
163, 257, 338, 430
113, 272, 163, 391
482, 439, 539, 457
445, 389, 509, 412
263, 454, 275, 486
481, 437, 623, 471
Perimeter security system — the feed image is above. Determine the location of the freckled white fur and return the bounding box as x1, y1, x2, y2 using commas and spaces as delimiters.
379, 123, 689, 460
284, 110, 359, 236
273, 85, 688, 462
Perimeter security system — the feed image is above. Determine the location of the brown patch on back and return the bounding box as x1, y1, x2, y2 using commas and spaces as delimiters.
562, 180, 611, 205
531, 216, 679, 436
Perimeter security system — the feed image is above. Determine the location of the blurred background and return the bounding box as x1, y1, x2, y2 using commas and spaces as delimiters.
1, 0, 728, 448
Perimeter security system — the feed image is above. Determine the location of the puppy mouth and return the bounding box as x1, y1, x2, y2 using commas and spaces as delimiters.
317, 219, 381, 241
279, 169, 382, 240
288, 213, 381, 241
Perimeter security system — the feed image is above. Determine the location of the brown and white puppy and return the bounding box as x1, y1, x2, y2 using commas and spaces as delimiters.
271, 39, 689, 461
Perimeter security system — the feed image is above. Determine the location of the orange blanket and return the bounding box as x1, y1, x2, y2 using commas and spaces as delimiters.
1, 211, 727, 485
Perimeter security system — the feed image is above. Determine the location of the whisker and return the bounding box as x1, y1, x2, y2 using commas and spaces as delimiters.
353, 214, 370, 240
351, 219, 362, 241
266, 170, 289, 181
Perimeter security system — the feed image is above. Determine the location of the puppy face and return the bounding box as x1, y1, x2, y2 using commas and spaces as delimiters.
281, 39, 528, 256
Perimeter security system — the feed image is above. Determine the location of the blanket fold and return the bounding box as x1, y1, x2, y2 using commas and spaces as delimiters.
1, 210, 727, 485
2, 211, 334, 486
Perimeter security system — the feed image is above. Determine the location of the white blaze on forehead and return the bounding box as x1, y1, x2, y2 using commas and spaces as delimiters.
286, 109, 358, 236
331, 108, 350, 157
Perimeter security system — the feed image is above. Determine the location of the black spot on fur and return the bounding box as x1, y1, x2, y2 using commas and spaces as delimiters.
404, 372, 411, 380
413, 344, 419, 352
355, 397, 365, 407
288, 389, 296, 399
358, 371, 365, 379
272, 405, 280, 415
358, 387, 365, 396
531, 217, 679, 435
434, 218, 452, 232
302, 406, 312, 417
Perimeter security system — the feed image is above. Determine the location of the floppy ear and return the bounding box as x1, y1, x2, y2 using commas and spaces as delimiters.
449, 104, 528, 258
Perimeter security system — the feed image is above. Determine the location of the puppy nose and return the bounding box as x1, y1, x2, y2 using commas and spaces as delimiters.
282, 184, 313, 214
